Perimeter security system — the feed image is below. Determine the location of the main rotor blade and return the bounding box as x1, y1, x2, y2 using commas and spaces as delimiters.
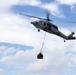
46, 11, 50, 20
45, 10, 52, 21
20, 13, 45, 20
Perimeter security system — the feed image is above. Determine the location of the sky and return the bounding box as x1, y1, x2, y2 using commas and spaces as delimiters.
0, 0, 76, 75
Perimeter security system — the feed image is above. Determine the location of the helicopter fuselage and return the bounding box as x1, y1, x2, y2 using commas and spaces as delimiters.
31, 20, 76, 41
31, 20, 58, 32
31, 20, 62, 35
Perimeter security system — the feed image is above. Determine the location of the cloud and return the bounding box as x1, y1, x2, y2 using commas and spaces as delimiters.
71, 5, 76, 14
0, 42, 32, 58
0, 0, 19, 12
18, 0, 64, 17
0, 39, 76, 75
40, 2, 64, 17
0, 46, 17, 57
0, 0, 64, 17
19, 0, 64, 17
56, 0, 76, 5
0, 0, 41, 12
0, 24, 76, 75
56, 0, 76, 14
18, 0, 41, 6
0, 13, 42, 46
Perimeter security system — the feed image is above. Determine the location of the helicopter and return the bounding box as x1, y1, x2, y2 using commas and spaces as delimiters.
20, 12, 76, 42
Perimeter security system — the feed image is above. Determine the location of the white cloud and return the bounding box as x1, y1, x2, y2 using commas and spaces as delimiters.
56, 0, 76, 5
0, 23, 75, 75
0, 13, 42, 46
0, 0, 41, 12
18, 0, 64, 17
56, 0, 76, 13
40, 2, 64, 18
0, 39, 76, 75
0, 0, 65, 18
0, 0, 19, 12
19, 0, 41, 6
17, 0, 64, 17
71, 5, 76, 14
0, 46, 18, 57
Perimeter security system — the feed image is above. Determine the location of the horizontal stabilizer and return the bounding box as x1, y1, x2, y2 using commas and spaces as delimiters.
67, 32, 76, 40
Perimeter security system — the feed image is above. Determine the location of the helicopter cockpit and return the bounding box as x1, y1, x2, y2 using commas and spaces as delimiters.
53, 25, 58, 30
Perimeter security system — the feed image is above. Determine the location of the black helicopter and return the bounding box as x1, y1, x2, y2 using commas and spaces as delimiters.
20, 12, 76, 42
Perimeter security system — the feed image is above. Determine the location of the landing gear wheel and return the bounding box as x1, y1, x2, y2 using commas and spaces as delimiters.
38, 29, 40, 32
64, 40, 66, 42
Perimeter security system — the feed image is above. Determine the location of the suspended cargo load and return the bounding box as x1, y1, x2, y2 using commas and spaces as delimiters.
37, 32, 46, 59
37, 52, 43, 59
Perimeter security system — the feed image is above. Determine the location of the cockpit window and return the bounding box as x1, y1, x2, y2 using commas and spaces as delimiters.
35, 22, 38, 24
53, 25, 58, 29
40, 21, 42, 23
43, 22, 46, 26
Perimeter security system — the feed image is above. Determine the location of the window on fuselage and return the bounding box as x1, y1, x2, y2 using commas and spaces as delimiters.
53, 25, 58, 30
43, 22, 46, 26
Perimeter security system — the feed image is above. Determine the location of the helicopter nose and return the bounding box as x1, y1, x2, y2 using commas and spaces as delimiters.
31, 22, 34, 24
